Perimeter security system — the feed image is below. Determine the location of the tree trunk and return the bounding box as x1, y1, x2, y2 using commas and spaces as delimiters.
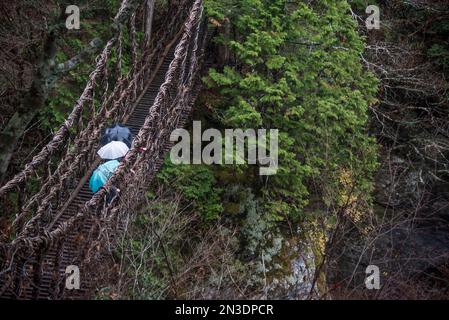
0, 31, 56, 182
217, 18, 231, 66
144, 0, 155, 45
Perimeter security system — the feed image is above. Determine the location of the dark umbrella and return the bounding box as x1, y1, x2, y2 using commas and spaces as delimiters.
100, 124, 133, 148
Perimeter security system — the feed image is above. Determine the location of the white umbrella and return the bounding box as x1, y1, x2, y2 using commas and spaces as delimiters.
97, 141, 129, 160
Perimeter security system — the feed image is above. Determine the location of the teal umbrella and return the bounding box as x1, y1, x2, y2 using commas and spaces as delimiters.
89, 160, 120, 193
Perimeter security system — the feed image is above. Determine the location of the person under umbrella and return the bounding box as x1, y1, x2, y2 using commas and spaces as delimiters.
91, 126, 131, 202
89, 159, 121, 203
101, 124, 133, 148
97, 140, 129, 161
89, 159, 120, 193
94, 140, 129, 202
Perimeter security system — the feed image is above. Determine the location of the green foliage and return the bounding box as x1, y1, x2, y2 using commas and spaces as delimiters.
157, 160, 223, 221
40, 0, 123, 131
348, 0, 378, 11
204, 0, 379, 221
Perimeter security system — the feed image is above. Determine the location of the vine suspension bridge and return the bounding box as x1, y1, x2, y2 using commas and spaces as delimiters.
0, 0, 210, 299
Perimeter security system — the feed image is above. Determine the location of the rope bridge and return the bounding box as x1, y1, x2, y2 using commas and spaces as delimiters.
0, 0, 208, 299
